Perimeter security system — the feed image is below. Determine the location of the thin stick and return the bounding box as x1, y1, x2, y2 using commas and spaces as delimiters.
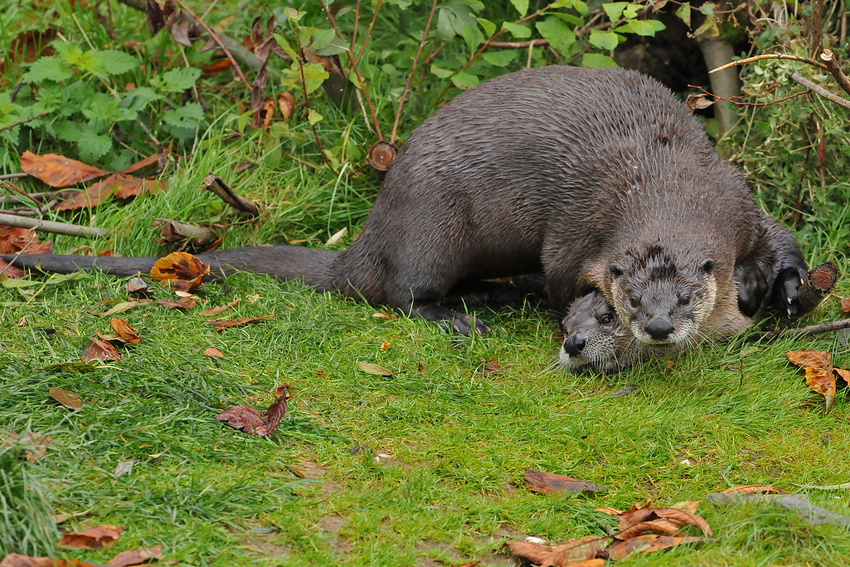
756, 318, 850, 340
0, 212, 108, 237
488, 39, 550, 49
202, 174, 259, 216
0, 112, 47, 132
791, 71, 850, 110
390, 0, 437, 145
710, 53, 829, 73
173, 0, 251, 90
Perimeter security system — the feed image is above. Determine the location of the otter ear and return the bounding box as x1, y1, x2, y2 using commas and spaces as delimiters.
700, 258, 716, 274
609, 263, 624, 279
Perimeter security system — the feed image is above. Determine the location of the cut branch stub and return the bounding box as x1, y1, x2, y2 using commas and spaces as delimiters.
795, 261, 839, 316
202, 174, 259, 217
368, 141, 397, 172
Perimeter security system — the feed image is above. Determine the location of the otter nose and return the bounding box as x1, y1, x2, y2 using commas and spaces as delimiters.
562, 334, 586, 356
645, 318, 674, 340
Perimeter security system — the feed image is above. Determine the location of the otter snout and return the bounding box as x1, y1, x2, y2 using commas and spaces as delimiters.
645, 317, 675, 341
562, 333, 587, 356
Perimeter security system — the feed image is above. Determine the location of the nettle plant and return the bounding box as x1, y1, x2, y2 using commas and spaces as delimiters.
1, 39, 203, 171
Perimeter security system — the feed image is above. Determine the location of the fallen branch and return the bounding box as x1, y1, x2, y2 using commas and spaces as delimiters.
710, 53, 829, 73
791, 72, 850, 110
0, 212, 109, 238
153, 218, 219, 249
756, 318, 850, 341
202, 174, 259, 217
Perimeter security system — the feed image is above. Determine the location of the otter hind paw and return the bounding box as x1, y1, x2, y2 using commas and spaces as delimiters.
774, 267, 807, 318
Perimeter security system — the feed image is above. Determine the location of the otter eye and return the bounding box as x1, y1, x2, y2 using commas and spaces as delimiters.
599, 314, 612, 325
679, 294, 692, 306
628, 295, 640, 309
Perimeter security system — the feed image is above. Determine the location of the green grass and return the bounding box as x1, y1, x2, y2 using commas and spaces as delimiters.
3, 1, 850, 565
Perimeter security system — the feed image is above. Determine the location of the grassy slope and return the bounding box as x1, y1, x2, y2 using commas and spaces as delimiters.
3, 3, 850, 566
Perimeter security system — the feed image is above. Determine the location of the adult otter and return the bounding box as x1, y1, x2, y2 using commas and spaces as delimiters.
3, 66, 807, 341
560, 210, 815, 373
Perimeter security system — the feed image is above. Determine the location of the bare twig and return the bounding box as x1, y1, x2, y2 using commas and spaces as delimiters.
0, 212, 108, 237
688, 84, 809, 107
791, 71, 850, 109
488, 39, 550, 49
0, 112, 47, 132
710, 54, 829, 73
390, 0, 438, 145
0, 173, 28, 181
202, 174, 259, 217
173, 0, 251, 90
819, 49, 850, 96
755, 318, 850, 341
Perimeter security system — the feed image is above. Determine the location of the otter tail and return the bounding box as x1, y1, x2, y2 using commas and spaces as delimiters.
1, 245, 339, 291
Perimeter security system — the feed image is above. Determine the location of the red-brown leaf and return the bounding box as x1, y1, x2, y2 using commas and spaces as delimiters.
150, 252, 210, 291
216, 385, 290, 437
58, 525, 123, 550
207, 314, 277, 331
524, 469, 606, 495
841, 298, 850, 314
81, 337, 122, 362
155, 297, 196, 310
107, 544, 163, 567
109, 318, 141, 345
20, 151, 108, 187
606, 534, 712, 561
786, 350, 832, 372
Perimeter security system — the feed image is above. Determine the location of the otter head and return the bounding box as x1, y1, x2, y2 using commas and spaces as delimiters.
608, 245, 718, 349
559, 290, 641, 373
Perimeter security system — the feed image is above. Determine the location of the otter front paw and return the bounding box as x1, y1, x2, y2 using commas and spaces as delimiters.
773, 267, 807, 318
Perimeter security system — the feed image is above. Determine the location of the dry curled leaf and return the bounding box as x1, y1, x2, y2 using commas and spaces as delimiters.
58, 525, 123, 550
155, 297, 196, 310
787, 350, 832, 371
504, 537, 608, 567
721, 485, 790, 495
81, 337, 122, 362
202, 298, 240, 316
203, 347, 224, 358
0, 226, 53, 255
109, 318, 141, 345
49, 387, 82, 411
107, 544, 163, 567
614, 504, 712, 538
126, 276, 149, 295
206, 314, 277, 331
524, 469, 606, 495
841, 297, 850, 313
19, 151, 108, 187
0, 554, 98, 567
606, 534, 712, 561
786, 350, 840, 414
357, 361, 393, 377
216, 385, 291, 437
150, 252, 210, 291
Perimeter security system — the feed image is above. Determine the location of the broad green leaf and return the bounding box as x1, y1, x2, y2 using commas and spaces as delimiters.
603, 2, 629, 21
589, 29, 619, 50
501, 22, 531, 39
545, 12, 585, 26
509, 0, 528, 17
536, 17, 576, 56
21, 56, 73, 83
308, 109, 323, 125
581, 53, 617, 68
430, 64, 455, 79
311, 27, 336, 49
460, 24, 483, 55
617, 19, 664, 36
283, 7, 304, 22
121, 87, 163, 113
87, 50, 140, 77
163, 102, 204, 128
450, 70, 479, 90
477, 17, 496, 37
53, 42, 84, 66
312, 28, 348, 56
436, 8, 455, 41
273, 33, 299, 61
481, 50, 517, 67
301, 62, 330, 94
701, 2, 714, 15
77, 129, 113, 162
676, 2, 692, 28
152, 67, 201, 93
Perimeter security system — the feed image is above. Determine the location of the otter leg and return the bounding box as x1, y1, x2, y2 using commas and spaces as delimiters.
407, 302, 490, 334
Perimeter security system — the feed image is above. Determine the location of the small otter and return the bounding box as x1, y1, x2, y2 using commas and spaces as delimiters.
3, 66, 807, 341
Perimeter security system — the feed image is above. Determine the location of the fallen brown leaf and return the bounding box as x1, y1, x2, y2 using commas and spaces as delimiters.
58, 525, 123, 549
834, 367, 850, 386
806, 366, 836, 413
126, 276, 149, 295
49, 387, 82, 411
109, 318, 141, 345
81, 337, 122, 362
0, 554, 98, 567
615, 504, 712, 538
504, 537, 608, 567
356, 361, 393, 377
150, 252, 209, 291
841, 298, 850, 313
203, 347, 224, 358
216, 384, 291, 437
606, 534, 712, 561
722, 485, 790, 495
787, 350, 832, 371
20, 151, 108, 187
155, 297, 196, 310
107, 544, 163, 567
523, 469, 607, 495
0, 226, 53, 255
202, 298, 240, 316
207, 314, 277, 331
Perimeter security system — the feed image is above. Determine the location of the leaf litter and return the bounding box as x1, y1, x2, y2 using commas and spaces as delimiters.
216, 384, 292, 437
786, 349, 850, 414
